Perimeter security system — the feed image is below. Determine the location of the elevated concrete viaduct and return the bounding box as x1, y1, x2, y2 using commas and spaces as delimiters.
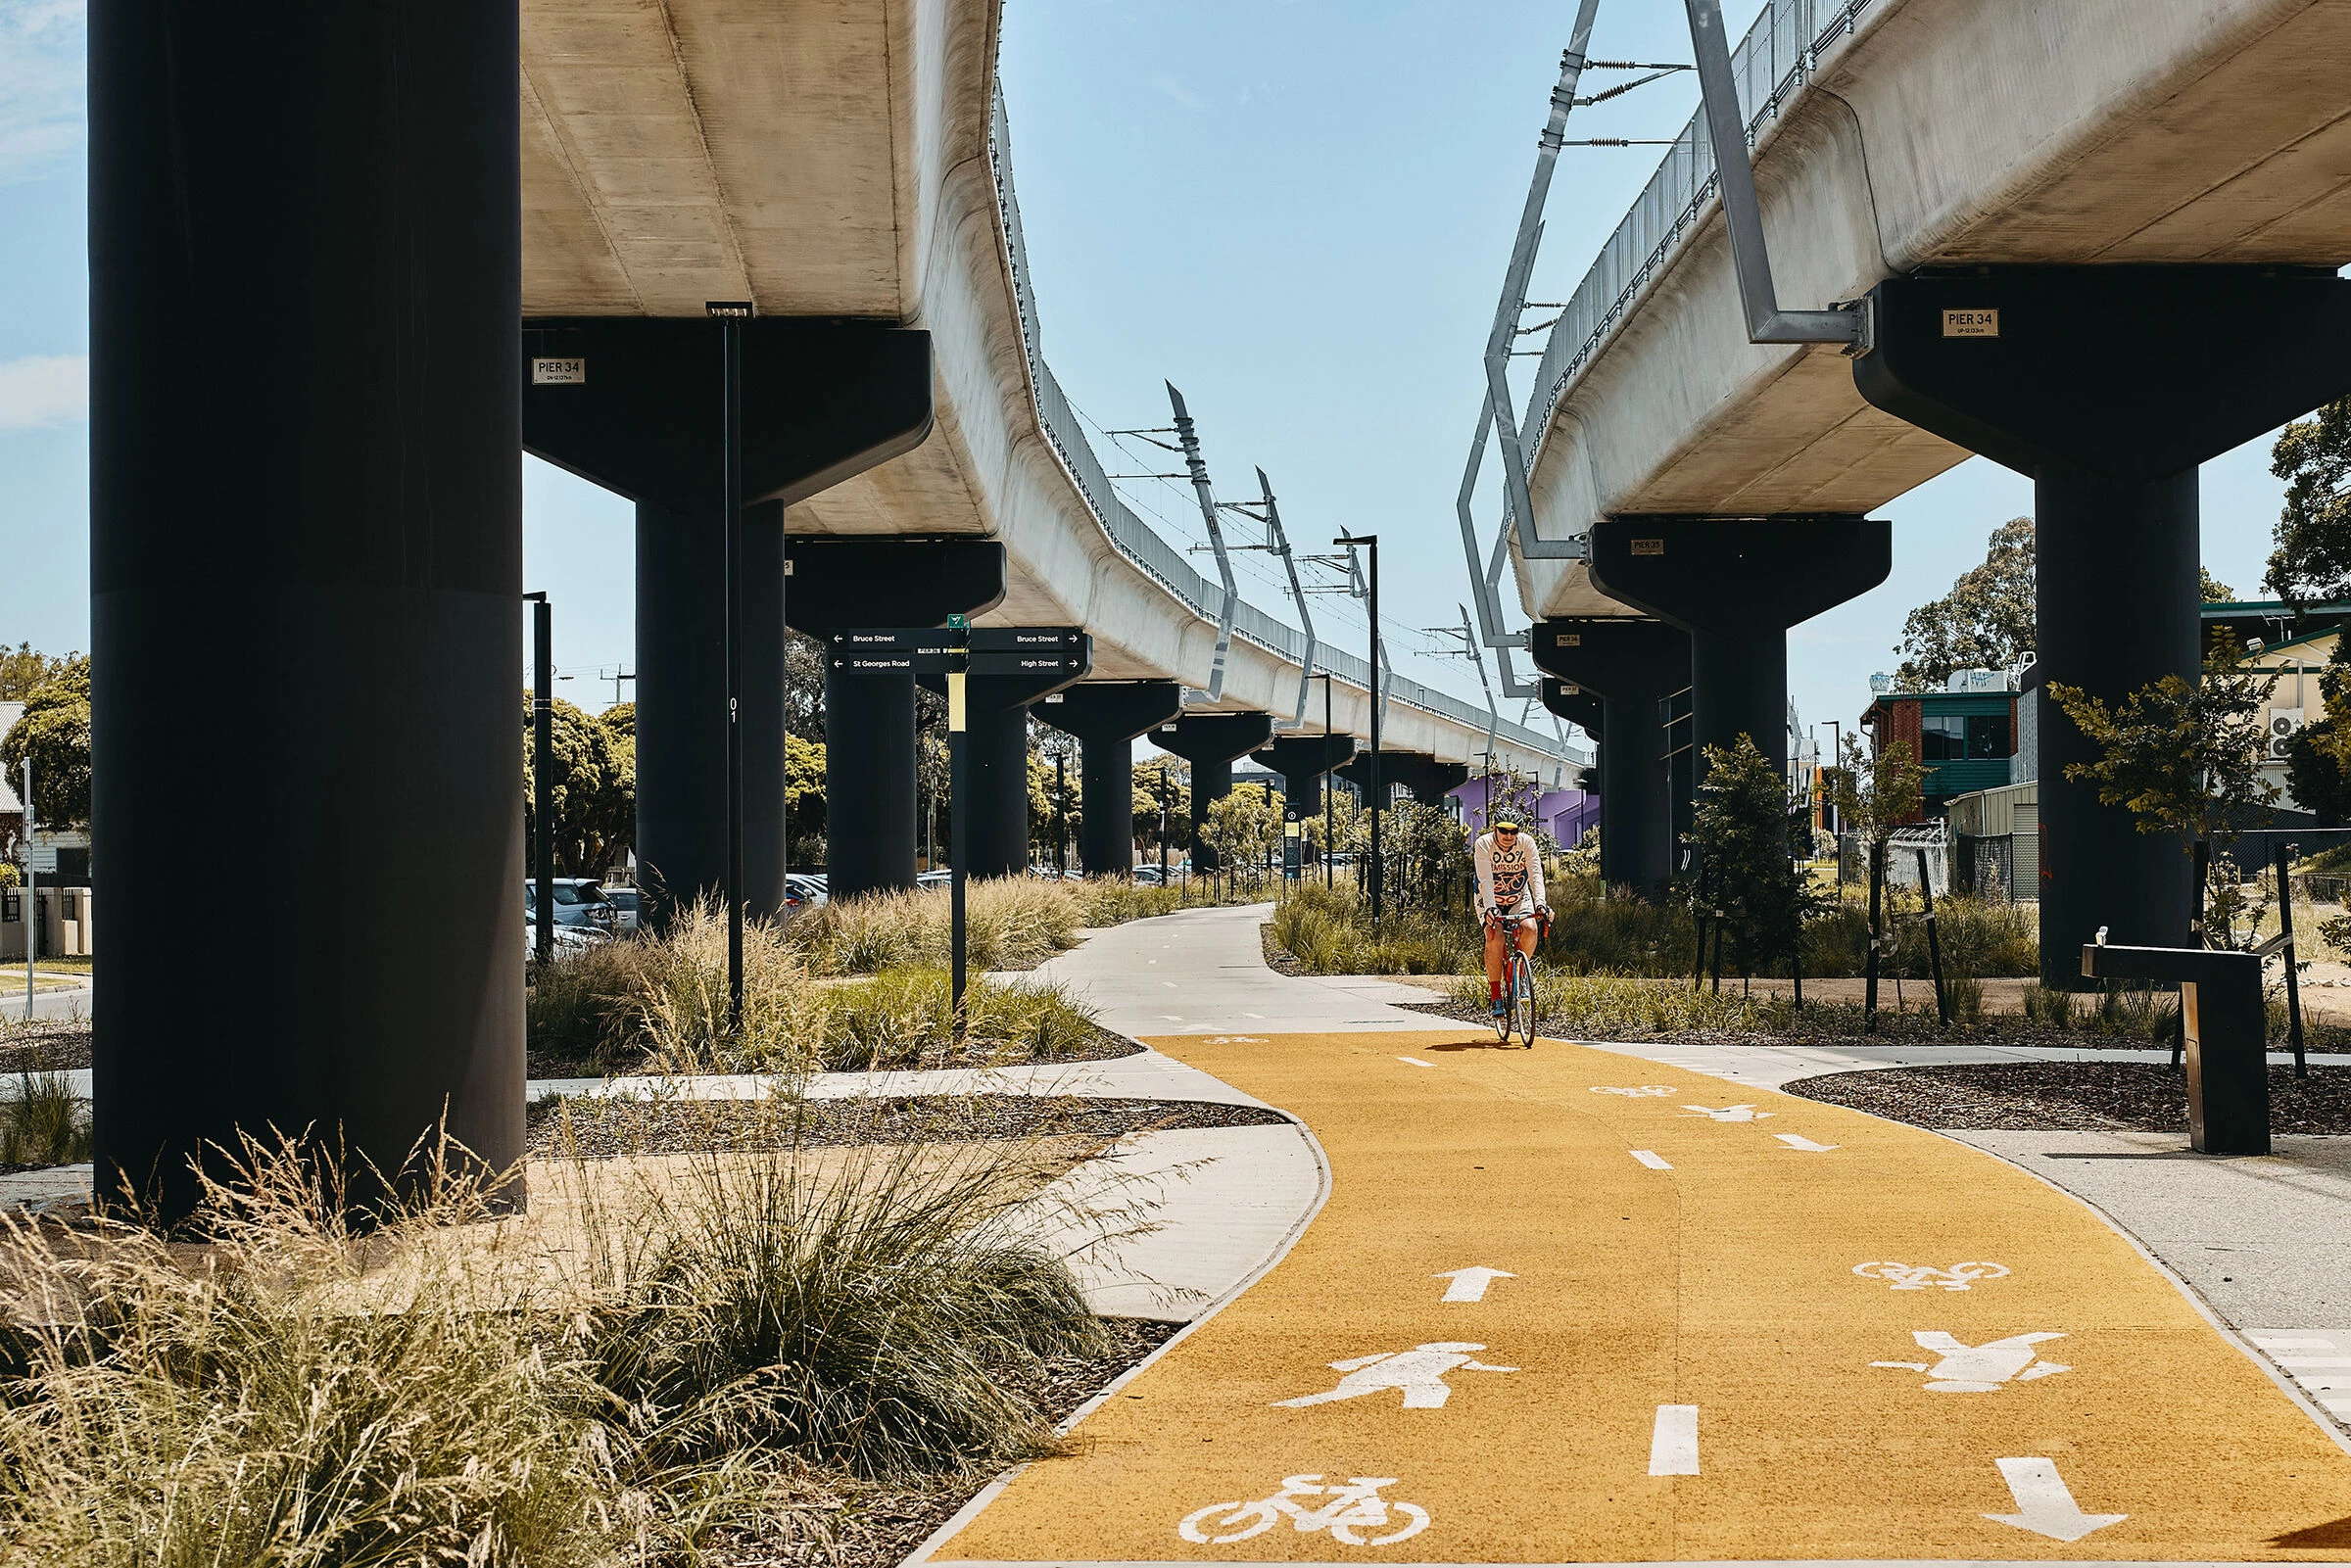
1507, 0, 2351, 980
513, 0, 1578, 879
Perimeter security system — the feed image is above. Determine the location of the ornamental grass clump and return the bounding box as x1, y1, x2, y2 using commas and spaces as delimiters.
789, 878, 1080, 975
0, 1069, 87, 1168
817, 968, 1100, 1070
0, 1138, 631, 1567
1269, 883, 1468, 975
565, 1126, 1108, 1480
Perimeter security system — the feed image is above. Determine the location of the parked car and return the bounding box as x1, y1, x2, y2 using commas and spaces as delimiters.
524, 878, 619, 932
785, 873, 830, 907
600, 886, 644, 933
916, 870, 953, 889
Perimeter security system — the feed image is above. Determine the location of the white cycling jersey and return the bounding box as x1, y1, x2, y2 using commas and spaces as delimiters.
1473, 831, 1547, 921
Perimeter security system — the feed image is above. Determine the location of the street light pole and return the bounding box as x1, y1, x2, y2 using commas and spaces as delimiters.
524, 592, 552, 967
1336, 533, 1381, 920
1158, 766, 1171, 884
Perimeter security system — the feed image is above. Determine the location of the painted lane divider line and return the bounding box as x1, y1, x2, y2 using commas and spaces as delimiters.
1775, 1133, 1840, 1152
1433, 1266, 1515, 1303
1648, 1404, 1699, 1476
1630, 1150, 1672, 1170
1983, 1456, 2127, 1542
1398, 1057, 1435, 1069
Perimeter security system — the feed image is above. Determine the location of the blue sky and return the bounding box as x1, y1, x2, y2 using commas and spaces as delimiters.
0, 0, 2294, 742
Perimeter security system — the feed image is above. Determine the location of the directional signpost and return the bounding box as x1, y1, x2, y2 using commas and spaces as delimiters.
840, 625, 1088, 1041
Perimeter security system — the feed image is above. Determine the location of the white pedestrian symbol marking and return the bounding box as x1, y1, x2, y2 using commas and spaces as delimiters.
1433, 1266, 1515, 1303
1774, 1133, 1839, 1151
1853, 1259, 2010, 1292
1681, 1102, 1774, 1121
1178, 1475, 1429, 1546
1274, 1343, 1517, 1409
1872, 1331, 2069, 1392
1984, 1456, 2127, 1542
1591, 1085, 1676, 1097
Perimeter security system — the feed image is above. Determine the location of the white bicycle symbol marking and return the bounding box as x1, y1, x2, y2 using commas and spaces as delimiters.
1853, 1259, 2010, 1292
1589, 1085, 1676, 1097
1178, 1474, 1430, 1547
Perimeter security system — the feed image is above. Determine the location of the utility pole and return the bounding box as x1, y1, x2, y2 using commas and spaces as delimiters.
524, 593, 553, 967
1056, 749, 1069, 876
709, 300, 752, 1025
1337, 532, 1382, 920
1319, 673, 1335, 888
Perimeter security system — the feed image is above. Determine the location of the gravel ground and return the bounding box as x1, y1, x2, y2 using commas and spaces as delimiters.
705, 1317, 1183, 1568
1783, 1061, 2351, 1133
0, 1020, 92, 1071
528, 1091, 1287, 1159
527, 1021, 1144, 1082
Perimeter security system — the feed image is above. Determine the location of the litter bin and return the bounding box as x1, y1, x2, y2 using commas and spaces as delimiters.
2081, 943, 2267, 1156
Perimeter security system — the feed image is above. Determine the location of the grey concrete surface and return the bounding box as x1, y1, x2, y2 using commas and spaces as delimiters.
1028, 903, 1465, 1037
1948, 1130, 2351, 1333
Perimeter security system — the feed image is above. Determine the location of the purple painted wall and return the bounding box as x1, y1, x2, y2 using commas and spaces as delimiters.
1448, 777, 1598, 846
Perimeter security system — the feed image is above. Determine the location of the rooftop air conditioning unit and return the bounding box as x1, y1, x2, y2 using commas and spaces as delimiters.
2270, 708, 2305, 760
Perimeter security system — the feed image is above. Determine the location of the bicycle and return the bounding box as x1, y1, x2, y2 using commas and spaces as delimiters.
1486, 909, 1547, 1049
1178, 1474, 1429, 1547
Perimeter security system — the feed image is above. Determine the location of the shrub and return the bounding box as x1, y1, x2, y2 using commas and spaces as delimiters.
2022, 982, 2077, 1030
1447, 970, 1765, 1034
528, 937, 666, 1069
791, 878, 1079, 974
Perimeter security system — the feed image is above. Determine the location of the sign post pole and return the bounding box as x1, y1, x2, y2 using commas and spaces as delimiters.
947, 616, 971, 1043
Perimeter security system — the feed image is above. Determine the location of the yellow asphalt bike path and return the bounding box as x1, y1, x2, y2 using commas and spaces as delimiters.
936, 1030, 2351, 1563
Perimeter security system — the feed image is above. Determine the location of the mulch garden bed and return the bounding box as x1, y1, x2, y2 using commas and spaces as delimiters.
1783, 1061, 2351, 1133
528, 1092, 1287, 1160
0, 1020, 92, 1072
527, 1021, 1145, 1082
1262, 927, 1312, 977
708, 1316, 1185, 1568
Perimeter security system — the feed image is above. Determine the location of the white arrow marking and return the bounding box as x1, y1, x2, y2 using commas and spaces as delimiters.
1631, 1150, 1672, 1170
1681, 1103, 1773, 1122
1775, 1133, 1840, 1152
1432, 1266, 1516, 1303
1983, 1457, 2127, 1542
1398, 1057, 1434, 1069
1649, 1404, 1699, 1475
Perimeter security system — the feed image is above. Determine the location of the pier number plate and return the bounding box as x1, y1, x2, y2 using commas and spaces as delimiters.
531, 356, 587, 384
1942, 309, 1999, 338
1631, 538, 1665, 555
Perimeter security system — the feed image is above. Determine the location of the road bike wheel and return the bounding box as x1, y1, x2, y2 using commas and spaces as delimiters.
1510, 948, 1537, 1048
1178, 1501, 1277, 1544
1337, 1502, 1430, 1546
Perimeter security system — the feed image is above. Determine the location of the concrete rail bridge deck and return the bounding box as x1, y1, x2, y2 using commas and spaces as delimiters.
83, 1, 1577, 1217
1500, 0, 2351, 974
512, 0, 1581, 901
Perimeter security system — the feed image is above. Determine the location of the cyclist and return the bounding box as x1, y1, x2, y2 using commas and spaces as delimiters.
1473, 819, 1549, 1019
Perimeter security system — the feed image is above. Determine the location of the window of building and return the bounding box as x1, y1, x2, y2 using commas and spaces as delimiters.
1920, 712, 2012, 763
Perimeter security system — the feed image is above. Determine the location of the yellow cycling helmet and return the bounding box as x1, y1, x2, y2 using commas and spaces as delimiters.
1492, 820, 1521, 832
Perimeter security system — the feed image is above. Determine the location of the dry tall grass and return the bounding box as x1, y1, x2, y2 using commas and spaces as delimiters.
0, 1107, 1125, 1565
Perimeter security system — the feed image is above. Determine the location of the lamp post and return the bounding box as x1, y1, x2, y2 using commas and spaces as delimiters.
1157, 766, 1171, 884
1335, 532, 1381, 920
708, 300, 753, 1025
523, 592, 553, 967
